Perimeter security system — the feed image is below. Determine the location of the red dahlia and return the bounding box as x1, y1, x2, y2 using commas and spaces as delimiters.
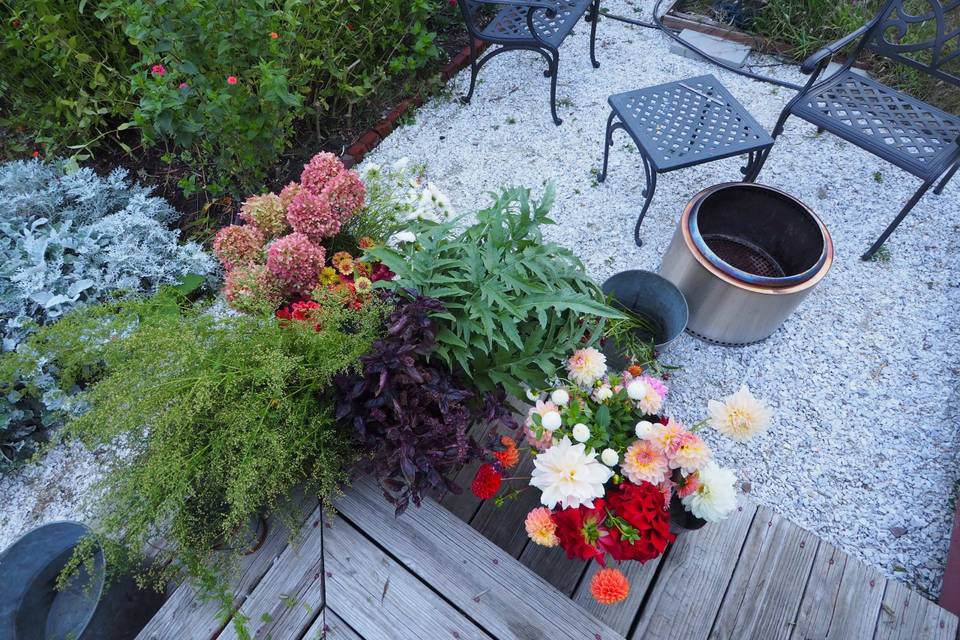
603, 481, 674, 563
552, 501, 608, 565
471, 464, 502, 500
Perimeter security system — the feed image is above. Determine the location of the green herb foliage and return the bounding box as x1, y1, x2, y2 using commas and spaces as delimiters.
5, 288, 385, 603
367, 184, 624, 397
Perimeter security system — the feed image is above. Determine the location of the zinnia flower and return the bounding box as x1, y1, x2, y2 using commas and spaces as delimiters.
525, 507, 558, 547
567, 348, 606, 386
354, 276, 373, 295
319, 266, 339, 286
670, 432, 712, 473
471, 464, 502, 500
270, 31, 279, 39
151, 64, 166, 77
591, 568, 630, 605
621, 440, 669, 485
530, 437, 612, 510
707, 385, 772, 441
681, 462, 737, 522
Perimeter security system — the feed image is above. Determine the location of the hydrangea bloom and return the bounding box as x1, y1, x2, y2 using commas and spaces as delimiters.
213, 224, 265, 269
266, 232, 326, 294
239, 193, 289, 239
323, 170, 365, 221
300, 152, 344, 194
286, 189, 340, 241
279, 181, 301, 210
223, 264, 284, 315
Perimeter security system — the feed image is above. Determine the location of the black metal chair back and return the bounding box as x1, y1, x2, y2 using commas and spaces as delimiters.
865, 0, 960, 86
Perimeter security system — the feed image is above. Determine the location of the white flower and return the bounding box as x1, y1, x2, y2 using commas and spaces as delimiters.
361, 162, 381, 178
541, 410, 562, 432
531, 437, 613, 509
707, 385, 772, 441
681, 462, 737, 522
567, 348, 607, 387
390, 230, 416, 245
425, 181, 452, 212
572, 423, 591, 442
600, 448, 619, 466
550, 389, 570, 406
525, 388, 542, 402
635, 420, 655, 439
392, 157, 410, 171
627, 379, 663, 414
594, 385, 613, 402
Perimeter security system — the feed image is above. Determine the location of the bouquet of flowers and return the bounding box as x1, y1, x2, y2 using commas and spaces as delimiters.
472, 347, 772, 605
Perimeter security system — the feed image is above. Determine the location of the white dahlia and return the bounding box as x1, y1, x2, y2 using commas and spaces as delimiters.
681, 462, 737, 522
707, 385, 772, 441
531, 437, 613, 510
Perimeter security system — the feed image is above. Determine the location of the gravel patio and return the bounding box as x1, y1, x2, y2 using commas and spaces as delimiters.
360, 0, 960, 597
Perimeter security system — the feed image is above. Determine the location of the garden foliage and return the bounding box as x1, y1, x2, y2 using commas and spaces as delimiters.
367, 184, 624, 396
0, 159, 214, 468
1, 0, 445, 194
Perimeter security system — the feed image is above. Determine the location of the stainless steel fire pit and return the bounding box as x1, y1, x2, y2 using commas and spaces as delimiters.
658, 183, 833, 346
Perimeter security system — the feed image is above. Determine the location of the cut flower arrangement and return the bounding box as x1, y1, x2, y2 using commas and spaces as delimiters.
473, 347, 772, 605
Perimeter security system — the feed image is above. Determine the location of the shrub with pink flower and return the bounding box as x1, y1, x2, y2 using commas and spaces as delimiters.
239, 193, 289, 239
213, 224, 265, 269
279, 181, 301, 210
223, 264, 284, 314
300, 152, 345, 194
266, 232, 326, 294
323, 170, 365, 220
286, 189, 341, 242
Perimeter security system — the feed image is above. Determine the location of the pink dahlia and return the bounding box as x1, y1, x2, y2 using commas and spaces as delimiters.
670, 431, 712, 473
286, 189, 341, 242
621, 440, 670, 485
322, 170, 365, 221
525, 507, 559, 547
300, 152, 345, 194
239, 193, 289, 239
266, 232, 326, 295
213, 224, 264, 270
223, 264, 284, 315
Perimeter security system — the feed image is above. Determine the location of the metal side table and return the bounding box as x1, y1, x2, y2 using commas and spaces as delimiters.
598, 74, 774, 247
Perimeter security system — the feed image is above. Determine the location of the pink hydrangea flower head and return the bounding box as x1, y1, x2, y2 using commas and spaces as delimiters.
321, 170, 365, 222
223, 264, 284, 315
239, 193, 289, 240
286, 189, 341, 241
279, 181, 301, 210
213, 224, 264, 270
266, 232, 326, 295
300, 152, 345, 194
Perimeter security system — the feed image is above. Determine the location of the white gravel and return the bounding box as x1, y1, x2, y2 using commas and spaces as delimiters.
2, 0, 957, 600
360, 0, 960, 598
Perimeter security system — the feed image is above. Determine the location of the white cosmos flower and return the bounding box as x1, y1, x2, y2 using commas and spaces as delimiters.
707, 385, 772, 441
541, 410, 562, 432
572, 423, 590, 442
531, 437, 613, 509
635, 420, 655, 439
601, 448, 619, 466
550, 389, 570, 406
681, 462, 737, 522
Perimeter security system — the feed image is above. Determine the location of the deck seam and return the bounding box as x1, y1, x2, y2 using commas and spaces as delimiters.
625, 538, 676, 638
705, 504, 761, 639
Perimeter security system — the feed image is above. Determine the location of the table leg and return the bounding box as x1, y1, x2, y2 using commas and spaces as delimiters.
741, 147, 770, 183
634, 153, 657, 248
598, 111, 617, 183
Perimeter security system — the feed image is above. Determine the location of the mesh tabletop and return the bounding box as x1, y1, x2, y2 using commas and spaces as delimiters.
608, 74, 773, 172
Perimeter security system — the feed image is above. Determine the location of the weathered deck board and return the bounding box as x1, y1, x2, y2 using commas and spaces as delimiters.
135, 494, 318, 640
709, 506, 819, 640
518, 539, 589, 595
335, 475, 625, 640
574, 554, 663, 635
305, 609, 362, 640
467, 452, 539, 556
216, 505, 325, 640
631, 501, 758, 640
323, 512, 492, 640
874, 579, 959, 640
791, 543, 885, 640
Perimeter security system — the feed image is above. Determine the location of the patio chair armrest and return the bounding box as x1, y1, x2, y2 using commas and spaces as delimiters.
800, 23, 872, 74
472, 0, 556, 8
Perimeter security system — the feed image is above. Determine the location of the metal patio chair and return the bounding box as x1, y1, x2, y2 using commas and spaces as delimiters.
457, 0, 602, 125
759, 0, 960, 260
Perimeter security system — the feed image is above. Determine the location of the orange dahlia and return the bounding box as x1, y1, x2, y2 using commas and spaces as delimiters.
493, 436, 520, 469
591, 568, 630, 605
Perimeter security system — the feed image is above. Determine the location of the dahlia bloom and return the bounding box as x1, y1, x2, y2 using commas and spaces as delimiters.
223, 264, 283, 315
471, 463, 502, 500
552, 501, 608, 563
239, 193, 289, 239
567, 348, 607, 386
493, 435, 520, 469
670, 432, 712, 473
266, 232, 326, 295
525, 507, 559, 547
621, 440, 670, 485
279, 181, 301, 210
300, 152, 344, 194
286, 189, 340, 241
681, 462, 737, 522
708, 385, 772, 441
591, 568, 630, 605
524, 399, 558, 451
604, 481, 674, 563
676, 470, 700, 498
323, 170, 365, 221
626, 377, 664, 415
531, 437, 612, 510
649, 419, 688, 458
213, 224, 264, 270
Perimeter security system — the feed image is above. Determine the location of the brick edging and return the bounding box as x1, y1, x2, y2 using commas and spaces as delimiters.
939, 502, 960, 615
343, 39, 488, 166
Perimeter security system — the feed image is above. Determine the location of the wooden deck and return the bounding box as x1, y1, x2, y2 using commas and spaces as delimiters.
138, 470, 959, 640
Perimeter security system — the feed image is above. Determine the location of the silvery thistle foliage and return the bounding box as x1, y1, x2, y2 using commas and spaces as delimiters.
0, 159, 217, 468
